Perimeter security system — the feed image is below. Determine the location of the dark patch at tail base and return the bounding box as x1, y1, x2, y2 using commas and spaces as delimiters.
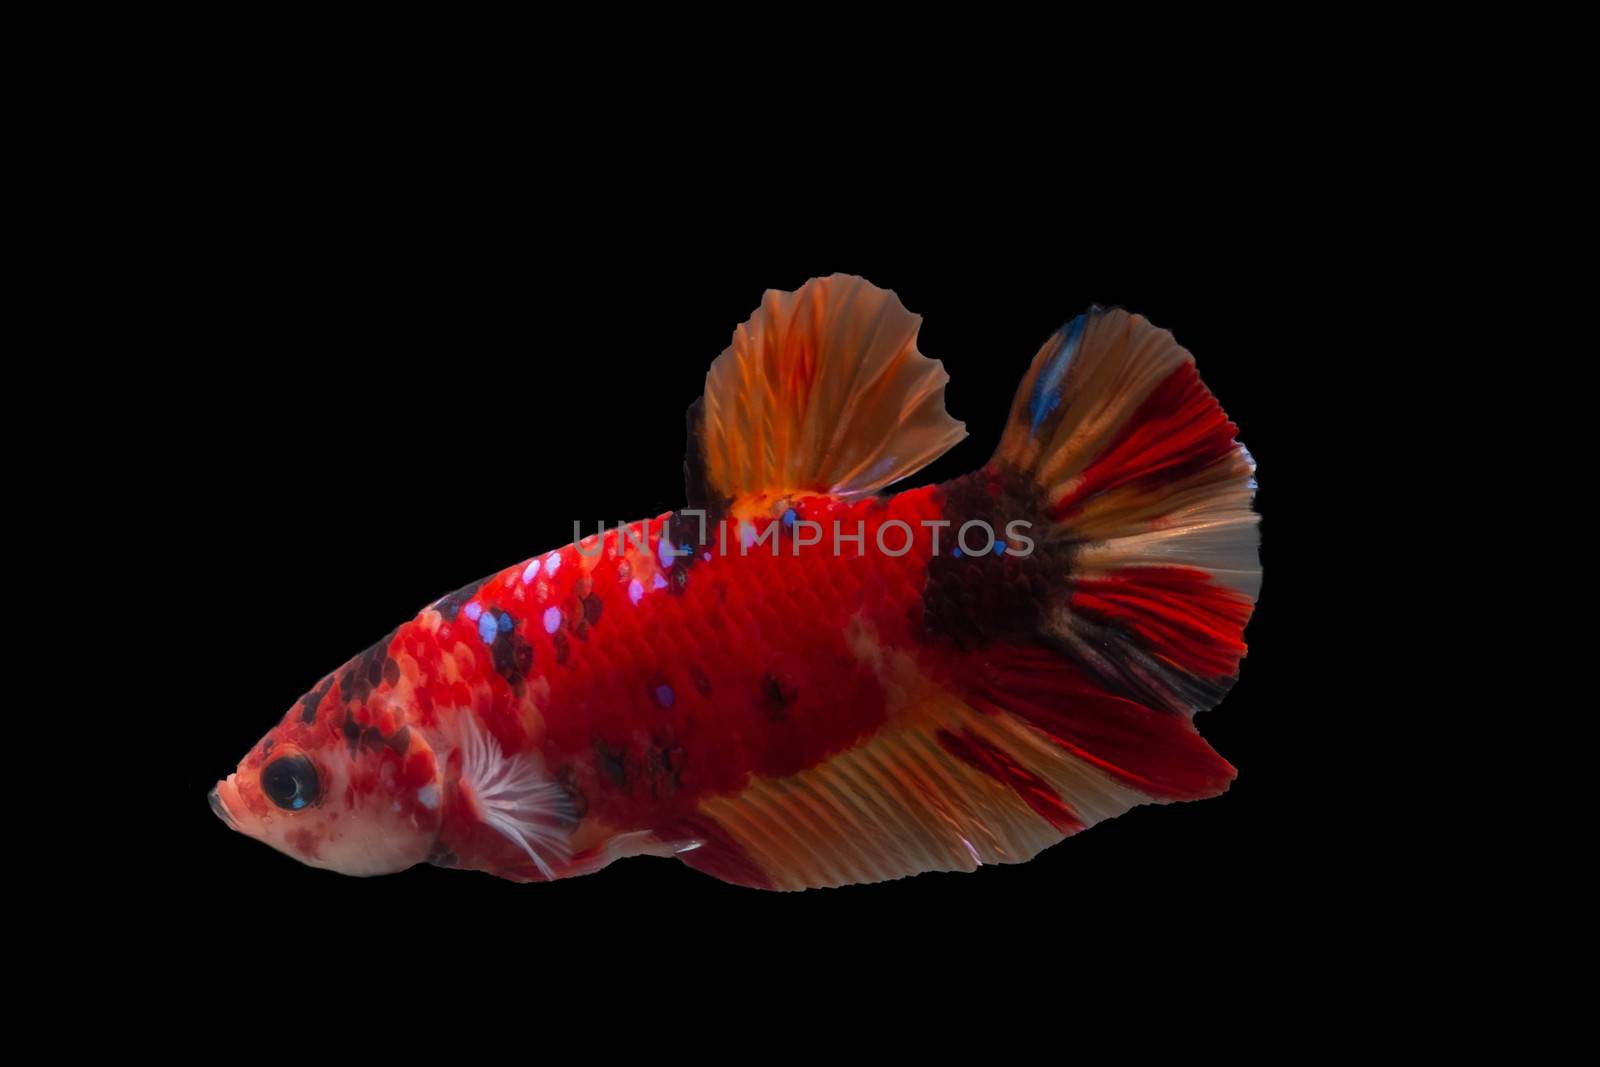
924, 465, 1240, 720
920, 465, 1077, 650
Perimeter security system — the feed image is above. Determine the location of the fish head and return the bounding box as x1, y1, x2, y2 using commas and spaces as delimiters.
210, 659, 444, 876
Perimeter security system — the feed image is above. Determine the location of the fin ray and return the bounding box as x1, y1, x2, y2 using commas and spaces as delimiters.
688, 274, 967, 509
993, 307, 1259, 715
661, 692, 1147, 891
453, 714, 578, 879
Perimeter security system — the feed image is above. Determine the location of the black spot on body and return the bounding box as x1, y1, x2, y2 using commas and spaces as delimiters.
298, 675, 335, 724
662, 743, 685, 774
593, 738, 629, 789
556, 765, 589, 818
584, 593, 603, 626
554, 630, 571, 665
647, 741, 686, 798
562, 596, 589, 640
760, 671, 798, 721
339, 628, 400, 705
689, 664, 712, 697
491, 619, 534, 686
667, 506, 713, 552
342, 707, 409, 756
660, 501, 714, 599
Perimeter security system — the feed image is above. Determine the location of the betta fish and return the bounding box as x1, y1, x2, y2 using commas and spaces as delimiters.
210, 275, 1260, 889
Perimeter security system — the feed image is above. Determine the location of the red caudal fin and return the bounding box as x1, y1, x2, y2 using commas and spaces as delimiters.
956, 645, 1236, 800
989, 307, 1259, 723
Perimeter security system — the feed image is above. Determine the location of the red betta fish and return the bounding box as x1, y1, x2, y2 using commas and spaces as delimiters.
211, 275, 1259, 889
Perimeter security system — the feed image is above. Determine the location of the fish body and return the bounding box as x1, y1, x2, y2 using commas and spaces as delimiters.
213, 276, 1259, 890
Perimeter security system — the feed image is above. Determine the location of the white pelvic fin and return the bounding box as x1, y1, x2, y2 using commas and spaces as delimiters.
561, 830, 685, 879
454, 713, 579, 879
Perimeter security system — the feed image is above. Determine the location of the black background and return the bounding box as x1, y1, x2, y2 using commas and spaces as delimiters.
142, 204, 1324, 1022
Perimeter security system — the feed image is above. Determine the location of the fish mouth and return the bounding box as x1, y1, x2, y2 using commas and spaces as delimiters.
209, 787, 237, 829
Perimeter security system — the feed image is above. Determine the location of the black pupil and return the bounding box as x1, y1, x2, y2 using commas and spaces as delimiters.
261, 755, 319, 810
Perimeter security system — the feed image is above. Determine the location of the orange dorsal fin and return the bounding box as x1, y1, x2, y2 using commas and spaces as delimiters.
684, 274, 967, 512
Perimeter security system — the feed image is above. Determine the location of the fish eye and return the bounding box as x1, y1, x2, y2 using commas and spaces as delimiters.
261, 755, 320, 811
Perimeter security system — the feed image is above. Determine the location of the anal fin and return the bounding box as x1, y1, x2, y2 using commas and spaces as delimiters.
660, 692, 1148, 891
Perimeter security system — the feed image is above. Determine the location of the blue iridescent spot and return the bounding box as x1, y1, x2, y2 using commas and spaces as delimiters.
478, 612, 498, 644
952, 547, 962, 558
993, 541, 1007, 556
782, 508, 796, 527
654, 684, 675, 708
463, 602, 483, 622
1027, 311, 1090, 435
498, 612, 514, 632
543, 607, 562, 634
